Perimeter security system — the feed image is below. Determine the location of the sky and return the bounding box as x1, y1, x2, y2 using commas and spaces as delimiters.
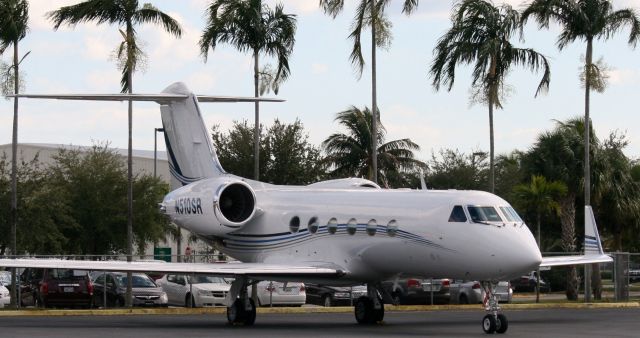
1, 0, 640, 164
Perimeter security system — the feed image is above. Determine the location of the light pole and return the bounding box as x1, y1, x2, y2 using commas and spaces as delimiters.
154, 128, 164, 179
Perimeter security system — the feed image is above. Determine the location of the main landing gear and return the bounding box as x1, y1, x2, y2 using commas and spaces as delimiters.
226, 278, 256, 326
354, 284, 384, 324
481, 281, 508, 334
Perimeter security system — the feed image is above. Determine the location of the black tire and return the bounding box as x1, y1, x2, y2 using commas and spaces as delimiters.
482, 314, 496, 334
33, 293, 44, 308
322, 295, 332, 307
117, 297, 125, 308
496, 314, 508, 334
459, 294, 469, 304
245, 299, 256, 326
186, 294, 196, 308
227, 299, 256, 326
354, 296, 375, 324
373, 299, 385, 323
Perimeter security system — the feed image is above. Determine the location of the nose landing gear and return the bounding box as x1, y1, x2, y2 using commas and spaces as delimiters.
481, 281, 508, 334
354, 284, 384, 324
226, 278, 256, 326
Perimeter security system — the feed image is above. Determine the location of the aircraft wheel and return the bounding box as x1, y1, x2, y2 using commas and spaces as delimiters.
354, 296, 374, 324
496, 313, 508, 334
244, 299, 257, 326
227, 299, 245, 325
373, 299, 385, 323
482, 314, 496, 334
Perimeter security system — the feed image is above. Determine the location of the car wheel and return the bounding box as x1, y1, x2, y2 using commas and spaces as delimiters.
322, 295, 332, 307
186, 294, 196, 308
459, 294, 469, 304
117, 297, 125, 308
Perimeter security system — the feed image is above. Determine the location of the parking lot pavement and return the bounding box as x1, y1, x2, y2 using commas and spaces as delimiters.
0, 307, 639, 337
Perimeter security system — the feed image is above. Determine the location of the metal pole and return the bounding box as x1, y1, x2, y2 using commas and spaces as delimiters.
103, 271, 107, 308
430, 278, 434, 305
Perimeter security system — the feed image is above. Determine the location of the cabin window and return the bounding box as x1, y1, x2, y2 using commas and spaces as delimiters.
308, 217, 319, 234
448, 205, 467, 222
289, 216, 300, 233
347, 218, 358, 235
327, 218, 338, 234
387, 220, 398, 237
366, 219, 377, 236
467, 206, 503, 223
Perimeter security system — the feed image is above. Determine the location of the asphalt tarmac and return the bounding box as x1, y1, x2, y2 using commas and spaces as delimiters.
0, 307, 638, 338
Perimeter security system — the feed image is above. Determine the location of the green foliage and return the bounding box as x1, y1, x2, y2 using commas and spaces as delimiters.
212, 119, 325, 185
322, 106, 426, 188
0, 145, 169, 256
425, 149, 487, 190
200, 0, 297, 86
0, 0, 28, 52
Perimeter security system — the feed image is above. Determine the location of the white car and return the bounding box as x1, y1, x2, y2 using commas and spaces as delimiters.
250, 281, 306, 307
0, 285, 10, 308
449, 280, 512, 304
156, 274, 230, 307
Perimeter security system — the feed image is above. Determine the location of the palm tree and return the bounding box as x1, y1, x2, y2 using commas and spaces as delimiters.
513, 175, 567, 302
48, 0, 182, 307
319, 0, 419, 185
0, 0, 28, 309
200, 0, 297, 181
522, 117, 597, 300
522, 0, 640, 302
429, 0, 551, 193
322, 106, 425, 187
522, 0, 639, 206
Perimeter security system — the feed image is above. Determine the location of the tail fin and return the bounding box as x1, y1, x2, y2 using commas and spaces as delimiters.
160, 82, 226, 189
584, 205, 605, 255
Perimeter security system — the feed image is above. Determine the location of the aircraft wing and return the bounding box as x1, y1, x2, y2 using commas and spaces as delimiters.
540, 254, 612, 267
0, 258, 345, 280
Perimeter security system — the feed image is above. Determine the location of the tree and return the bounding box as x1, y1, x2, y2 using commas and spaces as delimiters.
212, 119, 324, 185
522, 117, 596, 300
48, 0, 181, 306
0, 0, 28, 309
320, 0, 419, 185
426, 149, 488, 190
200, 0, 297, 181
49, 144, 169, 255
513, 175, 567, 303
322, 106, 425, 188
522, 0, 639, 207
430, 0, 551, 193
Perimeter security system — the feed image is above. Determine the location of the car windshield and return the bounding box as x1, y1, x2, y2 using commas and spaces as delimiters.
467, 206, 503, 223
188, 275, 228, 284
116, 274, 157, 288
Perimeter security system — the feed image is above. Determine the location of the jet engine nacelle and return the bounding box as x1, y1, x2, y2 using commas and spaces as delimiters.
162, 177, 257, 236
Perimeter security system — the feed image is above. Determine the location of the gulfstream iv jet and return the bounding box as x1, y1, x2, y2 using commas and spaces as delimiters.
1, 82, 612, 334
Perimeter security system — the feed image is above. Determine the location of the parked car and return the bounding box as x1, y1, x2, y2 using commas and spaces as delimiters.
628, 269, 640, 283
0, 284, 10, 308
0, 271, 11, 287
90, 272, 168, 307
511, 271, 550, 292
155, 274, 229, 307
250, 281, 306, 307
449, 280, 512, 304
20, 268, 94, 308
382, 278, 450, 305
305, 284, 367, 307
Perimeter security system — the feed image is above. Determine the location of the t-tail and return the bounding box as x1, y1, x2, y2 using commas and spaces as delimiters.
160, 82, 226, 190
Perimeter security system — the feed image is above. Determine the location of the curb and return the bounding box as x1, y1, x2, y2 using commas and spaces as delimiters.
1, 302, 638, 317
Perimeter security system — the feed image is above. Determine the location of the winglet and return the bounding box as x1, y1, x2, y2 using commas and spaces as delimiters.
540, 205, 612, 267
584, 206, 605, 255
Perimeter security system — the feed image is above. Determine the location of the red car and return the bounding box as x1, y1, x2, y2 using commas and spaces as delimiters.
20, 268, 94, 308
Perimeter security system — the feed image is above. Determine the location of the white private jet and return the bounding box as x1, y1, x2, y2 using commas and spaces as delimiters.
1, 82, 611, 334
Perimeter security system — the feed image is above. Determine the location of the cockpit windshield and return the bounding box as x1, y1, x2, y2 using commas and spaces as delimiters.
467, 206, 503, 223
499, 206, 523, 223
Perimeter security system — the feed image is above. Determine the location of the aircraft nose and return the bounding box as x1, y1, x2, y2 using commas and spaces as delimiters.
516, 227, 543, 273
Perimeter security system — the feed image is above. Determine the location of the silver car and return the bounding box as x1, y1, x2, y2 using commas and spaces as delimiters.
0, 284, 10, 308
449, 280, 512, 304
156, 274, 230, 307
250, 281, 306, 307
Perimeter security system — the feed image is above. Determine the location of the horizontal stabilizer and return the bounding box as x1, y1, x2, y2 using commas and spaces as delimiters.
0, 258, 344, 280
7, 93, 284, 104
540, 206, 612, 267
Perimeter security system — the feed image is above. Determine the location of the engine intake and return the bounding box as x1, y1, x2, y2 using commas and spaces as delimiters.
215, 181, 256, 228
